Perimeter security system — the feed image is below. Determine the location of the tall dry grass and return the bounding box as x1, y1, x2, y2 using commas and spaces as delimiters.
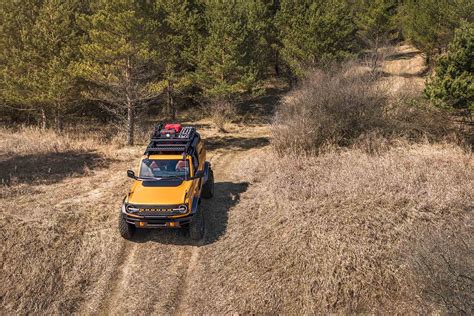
0, 126, 104, 155
0, 126, 136, 313
187, 64, 473, 313
191, 144, 473, 314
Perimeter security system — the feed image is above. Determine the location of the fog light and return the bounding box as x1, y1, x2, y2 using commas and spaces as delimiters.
137, 221, 145, 227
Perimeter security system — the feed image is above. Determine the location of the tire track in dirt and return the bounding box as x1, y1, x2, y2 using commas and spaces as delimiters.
76, 126, 270, 315
99, 243, 137, 315
169, 247, 200, 315
170, 149, 245, 315
91, 150, 241, 315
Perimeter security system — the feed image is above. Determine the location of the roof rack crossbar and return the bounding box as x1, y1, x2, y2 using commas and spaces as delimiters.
146, 147, 186, 152
148, 143, 188, 147
149, 138, 191, 143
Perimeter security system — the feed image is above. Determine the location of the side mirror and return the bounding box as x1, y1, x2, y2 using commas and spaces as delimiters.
194, 170, 204, 178
127, 170, 136, 179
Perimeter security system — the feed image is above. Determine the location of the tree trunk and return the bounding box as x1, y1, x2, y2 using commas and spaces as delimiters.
127, 99, 134, 146
221, 49, 225, 81
125, 56, 134, 146
274, 49, 280, 77
40, 108, 47, 130
167, 80, 175, 120
54, 108, 64, 132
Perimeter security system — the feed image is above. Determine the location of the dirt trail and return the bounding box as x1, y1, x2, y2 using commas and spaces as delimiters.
381, 44, 427, 93
71, 124, 269, 315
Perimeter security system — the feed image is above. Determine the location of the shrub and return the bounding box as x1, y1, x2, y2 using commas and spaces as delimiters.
272, 64, 457, 154
272, 67, 386, 154
207, 100, 237, 132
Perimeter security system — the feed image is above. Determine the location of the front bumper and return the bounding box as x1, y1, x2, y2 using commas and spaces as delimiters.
121, 198, 199, 228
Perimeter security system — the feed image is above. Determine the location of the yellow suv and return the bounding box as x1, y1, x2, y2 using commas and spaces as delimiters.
119, 123, 214, 240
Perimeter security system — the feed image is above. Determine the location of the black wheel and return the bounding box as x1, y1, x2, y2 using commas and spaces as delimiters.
119, 214, 135, 240
188, 208, 205, 240
201, 169, 214, 199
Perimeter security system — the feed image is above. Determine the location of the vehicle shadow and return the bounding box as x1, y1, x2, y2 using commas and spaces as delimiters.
132, 181, 249, 246
0, 150, 110, 186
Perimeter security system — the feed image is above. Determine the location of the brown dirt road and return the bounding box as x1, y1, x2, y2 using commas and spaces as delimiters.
74, 125, 270, 315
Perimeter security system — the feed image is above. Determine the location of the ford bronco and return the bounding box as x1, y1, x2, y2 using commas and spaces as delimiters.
119, 123, 214, 240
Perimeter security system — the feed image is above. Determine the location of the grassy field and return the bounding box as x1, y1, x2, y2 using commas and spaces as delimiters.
188, 143, 472, 313
0, 45, 472, 314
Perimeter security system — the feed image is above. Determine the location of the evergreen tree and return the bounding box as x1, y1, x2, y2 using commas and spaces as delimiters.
153, 0, 204, 118
276, 0, 358, 78
194, 0, 261, 99
399, 0, 474, 64
0, 0, 82, 130
425, 22, 474, 113
75, 0, 162, 145
239, 0, 279, 80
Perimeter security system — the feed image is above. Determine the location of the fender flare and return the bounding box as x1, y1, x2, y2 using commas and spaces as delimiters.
191, 196, 199, 214
203, 161, 211, 183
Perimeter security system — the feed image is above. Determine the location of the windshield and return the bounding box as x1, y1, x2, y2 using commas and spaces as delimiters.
139, 158, 190, 179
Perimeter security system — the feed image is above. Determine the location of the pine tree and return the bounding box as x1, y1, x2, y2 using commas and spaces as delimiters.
276, 0, 358, 78
74, 0, 162, 145
0, 0, 82, 130
194, 0, 260, 99
399, 0, 474, 64
154, 0, 204, 118
425, 22, 474, 113
239, 0, 279, 80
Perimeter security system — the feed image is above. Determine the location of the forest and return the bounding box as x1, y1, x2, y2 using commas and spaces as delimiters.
1, 0, 472, 144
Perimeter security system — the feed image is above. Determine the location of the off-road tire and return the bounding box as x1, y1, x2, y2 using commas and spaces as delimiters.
201, 169, 214, 199
119, 214, 135, 240
189, 208, 205, 240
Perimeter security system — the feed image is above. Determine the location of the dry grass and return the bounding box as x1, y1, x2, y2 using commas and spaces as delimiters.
206, 100, 237, 132
0, 126, 106, 155
0, 127, 113, 187
190, 143, 473, 314
272, 65, 458, 155
0, 126, 139, 314
404, 222, 473, 314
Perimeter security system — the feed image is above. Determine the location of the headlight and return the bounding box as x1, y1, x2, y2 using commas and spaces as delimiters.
175, 204, 188, 214
125, 204, 139, 214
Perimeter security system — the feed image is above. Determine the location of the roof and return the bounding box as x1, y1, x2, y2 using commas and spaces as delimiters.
144, 123, 200, 156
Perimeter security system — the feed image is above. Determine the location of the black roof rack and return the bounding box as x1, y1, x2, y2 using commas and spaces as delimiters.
144, 123, 200, 156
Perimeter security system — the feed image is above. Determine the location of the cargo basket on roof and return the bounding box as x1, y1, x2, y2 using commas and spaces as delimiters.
144, 123, 200, 156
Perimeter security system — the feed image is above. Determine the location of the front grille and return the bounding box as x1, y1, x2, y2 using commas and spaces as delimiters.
127, 204, 182, 216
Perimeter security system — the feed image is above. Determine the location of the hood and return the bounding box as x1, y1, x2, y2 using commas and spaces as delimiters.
127, 179, 192, 205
